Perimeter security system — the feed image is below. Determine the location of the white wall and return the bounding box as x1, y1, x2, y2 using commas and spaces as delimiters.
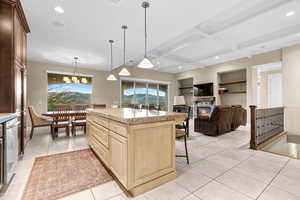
27, 61, 114, 115
282, 44, 300, 134
27, 61, 177, 117
175, 50, 282, 123
176, 50, 282, 107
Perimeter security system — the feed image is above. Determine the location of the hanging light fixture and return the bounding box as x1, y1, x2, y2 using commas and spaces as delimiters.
71, 57, 80, 83
81, 77, 88, 84
64, 57, 88, 84
63, 76, 70, 82
107, 40, 118, 81
65, 78, 71, 84
119, 25, 131, 76
138, 1, 154, 69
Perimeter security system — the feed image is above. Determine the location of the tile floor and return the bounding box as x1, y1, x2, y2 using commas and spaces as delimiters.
1, 121, 300, 200
262, 134, 300, 159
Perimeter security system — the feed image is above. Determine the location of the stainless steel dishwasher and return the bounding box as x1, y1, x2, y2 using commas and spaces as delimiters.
0, 124, 3, 190
3, 118, 19, 185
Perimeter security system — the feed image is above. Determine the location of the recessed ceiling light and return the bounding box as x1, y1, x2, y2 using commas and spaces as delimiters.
286, 11, 295, 17
171, 44, 188, 52
52, 21, 64, 28
297, 33, 300, 36
178, 66, 182, 69
54, 6, 64, 14
215, 56, 220, 59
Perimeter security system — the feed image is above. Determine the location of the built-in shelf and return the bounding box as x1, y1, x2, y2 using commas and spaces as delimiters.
179, 86, 193, 90
218, 69, 247, 107
219, 80, 246, 86
219, 90, 247, 94
178, 78, 194, 106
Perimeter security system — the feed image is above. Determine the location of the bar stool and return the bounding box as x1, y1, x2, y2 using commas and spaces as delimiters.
176, 129, 189, 164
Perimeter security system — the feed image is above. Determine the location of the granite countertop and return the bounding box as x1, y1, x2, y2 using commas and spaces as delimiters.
0, 113, 17, 124
88, 108, 187, 124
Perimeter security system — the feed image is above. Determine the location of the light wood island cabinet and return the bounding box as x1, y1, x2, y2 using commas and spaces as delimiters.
86, 108, 187, 196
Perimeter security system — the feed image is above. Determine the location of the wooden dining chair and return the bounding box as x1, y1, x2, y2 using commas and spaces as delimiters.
92, 104, 106, 109
28, 106, 52, 139
53, 104, 72, 112
148, 104, 158, 111
73, 104, 88, 112
71, 104, 87, 136
51, 105, 71, 139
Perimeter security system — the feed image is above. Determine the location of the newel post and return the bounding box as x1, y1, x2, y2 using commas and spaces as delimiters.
249, 105, 257, 150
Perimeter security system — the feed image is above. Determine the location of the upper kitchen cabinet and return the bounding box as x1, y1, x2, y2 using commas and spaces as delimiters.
0, 0, 30, 155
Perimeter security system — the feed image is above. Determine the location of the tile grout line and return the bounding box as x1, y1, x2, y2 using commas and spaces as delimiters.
182, 141, 236, 167
181, 150, 257, 200
254, 158, 291, 200
204, 153, 257, 200
195, 151, 257, 198
90, 188, 96, 200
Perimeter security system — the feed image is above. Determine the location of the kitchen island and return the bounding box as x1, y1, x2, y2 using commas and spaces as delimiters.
86, 108, 187, 196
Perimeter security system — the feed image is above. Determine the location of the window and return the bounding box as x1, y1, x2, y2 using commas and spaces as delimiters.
47, 73, 92, 111
135, 82, 147, 105
159, 84, 168, 111
121, 79, 169, 111
121, 81, 134, 108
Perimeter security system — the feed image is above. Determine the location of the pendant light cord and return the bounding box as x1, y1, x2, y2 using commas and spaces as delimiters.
110, 41, 113, 71
144, 4, 147, 57
123, 27, 126, 64
73, 57, 78, 76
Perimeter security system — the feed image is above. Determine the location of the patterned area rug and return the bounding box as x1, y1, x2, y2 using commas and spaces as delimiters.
22, 149, 113, 200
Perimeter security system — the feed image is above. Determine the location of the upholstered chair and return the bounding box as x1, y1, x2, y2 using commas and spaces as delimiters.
28, 106, 52, 139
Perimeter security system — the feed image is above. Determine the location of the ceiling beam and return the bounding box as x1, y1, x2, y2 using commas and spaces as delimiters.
136, 0, 294, 71
193, 28, 238, 51
196, 0, 293, 35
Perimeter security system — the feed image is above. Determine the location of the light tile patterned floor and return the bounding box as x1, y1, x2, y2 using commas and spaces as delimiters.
2, 122, 300, 200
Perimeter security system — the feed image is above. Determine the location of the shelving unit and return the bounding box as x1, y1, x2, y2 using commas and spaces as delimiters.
218, 69, 247, 107
179, 86, 193, 90
178, 78, 194, 106
223, 90, 247, 94
219, 80, 247, 86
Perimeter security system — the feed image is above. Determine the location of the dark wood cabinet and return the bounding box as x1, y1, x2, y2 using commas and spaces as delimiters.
0, 0, 30, 155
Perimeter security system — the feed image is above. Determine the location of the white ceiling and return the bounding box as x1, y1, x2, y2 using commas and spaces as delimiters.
22, 0, 300, 73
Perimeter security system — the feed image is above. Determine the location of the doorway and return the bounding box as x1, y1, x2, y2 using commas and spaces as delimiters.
268, 73, 282, 108
255, 62, 282, 108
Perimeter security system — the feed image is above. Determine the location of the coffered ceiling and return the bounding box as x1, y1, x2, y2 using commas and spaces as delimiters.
22, 0, 300, 73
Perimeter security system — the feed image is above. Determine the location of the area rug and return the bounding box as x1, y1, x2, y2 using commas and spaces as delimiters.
22, 149, 113, 200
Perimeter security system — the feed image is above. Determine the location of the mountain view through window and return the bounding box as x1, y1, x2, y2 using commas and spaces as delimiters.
121, 80, 168, 111
47, 73, 92, 111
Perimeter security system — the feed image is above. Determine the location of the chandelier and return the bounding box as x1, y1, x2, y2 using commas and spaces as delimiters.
63, 57, 88, 84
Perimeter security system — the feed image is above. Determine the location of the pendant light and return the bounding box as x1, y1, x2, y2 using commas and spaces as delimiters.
107, 40, 118, 81
138, 1, 154, 69
63, 76, 70, 83
118, 25, 131, 76
71, 57, 80, 83
81, 77, 88, 84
